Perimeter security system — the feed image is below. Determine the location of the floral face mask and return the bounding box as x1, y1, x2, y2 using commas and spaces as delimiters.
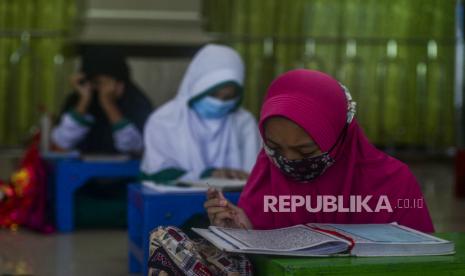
264, 143, 336, 182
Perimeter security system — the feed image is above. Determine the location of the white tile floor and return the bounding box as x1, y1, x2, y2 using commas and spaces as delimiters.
0, 159, 464, 275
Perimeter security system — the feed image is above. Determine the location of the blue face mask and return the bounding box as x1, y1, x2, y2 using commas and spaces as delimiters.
192, 96, 238, 119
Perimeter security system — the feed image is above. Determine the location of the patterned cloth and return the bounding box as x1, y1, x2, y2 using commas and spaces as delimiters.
0, 138, 54, 233
148, 226, 252, 276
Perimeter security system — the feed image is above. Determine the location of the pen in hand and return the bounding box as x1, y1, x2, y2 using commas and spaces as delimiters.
207, 184, 249, 231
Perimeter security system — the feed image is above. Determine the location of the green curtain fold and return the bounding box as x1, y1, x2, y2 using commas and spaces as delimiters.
202, 0, 457, 149
0, 0, 77, 146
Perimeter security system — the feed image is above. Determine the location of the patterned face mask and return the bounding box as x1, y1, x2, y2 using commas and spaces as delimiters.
264, 144, 336, 182
264, 114, 351, 183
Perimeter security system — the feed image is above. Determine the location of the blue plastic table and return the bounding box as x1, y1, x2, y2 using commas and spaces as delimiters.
48, 158, 140, 232
127, 183, 240, 275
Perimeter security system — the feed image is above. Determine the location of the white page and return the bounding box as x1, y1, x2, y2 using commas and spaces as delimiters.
308, 223, 455, 257
192, 228, 348, 256
209, 225, 348, 252
312, 223, 445, 244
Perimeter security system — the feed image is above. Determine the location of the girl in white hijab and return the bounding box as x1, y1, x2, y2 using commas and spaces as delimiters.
141, 44, 261, 183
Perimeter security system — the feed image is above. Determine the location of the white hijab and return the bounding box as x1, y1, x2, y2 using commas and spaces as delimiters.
141, 44, 261, 181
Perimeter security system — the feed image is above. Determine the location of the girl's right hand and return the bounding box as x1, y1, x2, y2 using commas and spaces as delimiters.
70, 73, 93, 114
204, 188, 252, 229
70, 73, 93, 99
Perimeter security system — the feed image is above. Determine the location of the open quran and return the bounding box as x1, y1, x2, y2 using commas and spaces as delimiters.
193, 223, 454, 257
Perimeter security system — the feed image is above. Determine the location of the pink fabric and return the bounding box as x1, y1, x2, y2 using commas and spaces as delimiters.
238, 69, 434, 233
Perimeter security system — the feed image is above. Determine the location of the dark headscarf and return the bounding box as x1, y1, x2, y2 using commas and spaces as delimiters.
80, 48, 130, 82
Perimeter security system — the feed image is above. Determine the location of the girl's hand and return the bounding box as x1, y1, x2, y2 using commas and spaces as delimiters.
204, 188, 252, 229
97, 76, 121, 104
70, 73, 93, 114
70, 73, 92, 99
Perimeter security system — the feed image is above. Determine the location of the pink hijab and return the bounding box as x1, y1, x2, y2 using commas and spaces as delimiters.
238, 69, 434, 233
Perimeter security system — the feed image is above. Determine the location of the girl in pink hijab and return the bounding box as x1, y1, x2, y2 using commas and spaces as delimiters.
204, 69, 434, 233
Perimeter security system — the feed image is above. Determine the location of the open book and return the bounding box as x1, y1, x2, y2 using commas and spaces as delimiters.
192, 223, 455, 257
178, 177, 246, 191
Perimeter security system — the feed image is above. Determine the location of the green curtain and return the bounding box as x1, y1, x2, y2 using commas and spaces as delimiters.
202, 0, 457, 149
0, 0, 77, 146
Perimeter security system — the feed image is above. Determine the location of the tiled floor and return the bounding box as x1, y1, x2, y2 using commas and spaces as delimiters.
0, 159, 464, 275
409, 159, 465, 232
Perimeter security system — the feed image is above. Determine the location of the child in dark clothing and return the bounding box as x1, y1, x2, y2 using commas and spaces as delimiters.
52, 48, 152, 154
51, 48, 153, 228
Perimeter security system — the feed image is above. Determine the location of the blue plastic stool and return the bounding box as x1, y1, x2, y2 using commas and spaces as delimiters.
127, 183, 240, 275
52, 158, 140, 232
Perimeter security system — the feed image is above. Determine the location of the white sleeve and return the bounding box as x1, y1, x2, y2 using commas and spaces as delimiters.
112, 121, 143, 153
140, 113, 206, 182
239, 112, 262, 172
140, 115, 185, 177
51, 112, 93, 150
